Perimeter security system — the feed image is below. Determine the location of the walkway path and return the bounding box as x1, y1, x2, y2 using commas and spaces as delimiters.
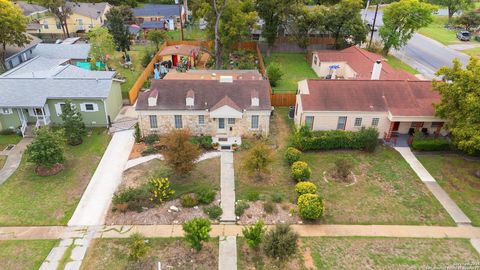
124, 151, 222, 171
219, 236, 237, 270
394, 147, 471, 225
220, 151, 235, 223
0, 138, 31, 185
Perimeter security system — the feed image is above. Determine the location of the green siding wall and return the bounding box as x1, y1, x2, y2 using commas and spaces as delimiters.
105, 81, 123, 122
0, 111, 21, 130
46, 99, 108, 127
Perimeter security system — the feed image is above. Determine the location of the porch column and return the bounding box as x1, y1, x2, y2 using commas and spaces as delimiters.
41, 107, 46, 125
415, 122, 423, 131
386, 121, 395, 140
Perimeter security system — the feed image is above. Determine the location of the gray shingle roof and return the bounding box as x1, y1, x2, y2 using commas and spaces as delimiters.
33, 44, 91, 60
13, 1, 48, 16
133, 4, 180, 17
4, 34, 41, 60
67, 2, 109, 19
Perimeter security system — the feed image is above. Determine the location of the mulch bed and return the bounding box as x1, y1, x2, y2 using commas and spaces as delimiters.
35, 163, 64, 176
238, 201, 302, 225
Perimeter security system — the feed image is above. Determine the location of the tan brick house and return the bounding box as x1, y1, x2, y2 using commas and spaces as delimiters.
135, 78, 272, 148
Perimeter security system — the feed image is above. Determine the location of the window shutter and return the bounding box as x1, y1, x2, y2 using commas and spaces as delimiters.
43, 105, 51, 116
55, 103, 62, 116
92, 103, 99, 112
79, 103, 86, 112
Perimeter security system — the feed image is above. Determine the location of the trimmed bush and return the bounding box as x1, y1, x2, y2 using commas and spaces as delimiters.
195, 188, 216, 204
235, 200, 250, 217
295, 181, 317, 196
143, 134, 159, 145
412, 137, 451, 151
242, 220, 266, 249
291, 127, 379, 152
284, 147, 301, 164
180, 194, 198, 208
183, 218, 211, 251
291, 161, 311, 181
203, 205, 223, 219
297, 194, 324, 220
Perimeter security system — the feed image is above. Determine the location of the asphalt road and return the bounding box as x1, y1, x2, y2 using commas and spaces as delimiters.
362, 9, 470, 79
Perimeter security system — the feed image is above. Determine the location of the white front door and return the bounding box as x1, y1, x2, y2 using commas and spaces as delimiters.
218, 118, 226, 133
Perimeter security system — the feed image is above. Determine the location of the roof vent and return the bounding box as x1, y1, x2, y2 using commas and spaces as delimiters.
371, 60, 382, 80
219, 76, 233, 83
148, 89, 158, 107
251, 89, 259, 107
186, 89, 194, 107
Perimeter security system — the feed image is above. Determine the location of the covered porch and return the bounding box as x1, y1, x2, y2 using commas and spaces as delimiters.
13, 105, 51, 137
384, 120, 446, 146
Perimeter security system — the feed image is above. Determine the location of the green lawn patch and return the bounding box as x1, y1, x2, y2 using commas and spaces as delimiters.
418, 16, 460, 45
0, 240, 58, 270
0, 155, 6, 170
0, 134, 22, 151
0, 129, 110, 226
81, 237, 218, 269
264, 52, 318, 93
166, 25, 208, 41
304, 237, 480, 269
462, 47, 480, 58
302, 146, 454, 225
417, 154, 480, 226
385, 55, 418, 74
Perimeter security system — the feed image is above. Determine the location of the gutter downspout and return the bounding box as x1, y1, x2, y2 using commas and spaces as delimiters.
102, 99, 109, 128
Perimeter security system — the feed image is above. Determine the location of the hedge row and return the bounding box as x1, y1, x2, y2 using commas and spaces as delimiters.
291, 127, 379, 152
412, 137, 451, 151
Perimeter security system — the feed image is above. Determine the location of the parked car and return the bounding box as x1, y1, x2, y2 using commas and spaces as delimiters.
456, 31, 471, 41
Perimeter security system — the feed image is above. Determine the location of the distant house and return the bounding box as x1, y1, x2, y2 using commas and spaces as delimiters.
310, 46, 418, 80
294, 79, 446, 140
133, 4, 186, 31
3, 34, 42, 70
0, 56, 122, 136
135, 78, 272, 148
13, 1, 49, 33
158, 44, 200, 67
33, 43, 91, 65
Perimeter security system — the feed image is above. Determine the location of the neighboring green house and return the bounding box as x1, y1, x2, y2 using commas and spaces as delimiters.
0, 56, 123, 136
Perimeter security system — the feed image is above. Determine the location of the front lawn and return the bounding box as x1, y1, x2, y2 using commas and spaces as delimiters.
385, 55, 418, 75
303, 237, 480, 269
417, 154, 480, 226
0, 134, 22, 151
81, 237, 219, 270
462, 47, 480, 58
0, 240, 58, 270
303, 146, 454, 225
166, 24, 208, 41
418, 16, 460, 45
0, 129, 110, 226
264, 52, 318, 93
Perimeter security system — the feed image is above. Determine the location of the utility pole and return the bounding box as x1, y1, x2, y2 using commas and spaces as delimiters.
368, 2, 379, 49
176, 0, 184, 40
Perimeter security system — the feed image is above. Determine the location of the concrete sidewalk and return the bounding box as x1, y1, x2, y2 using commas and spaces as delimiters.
220, 151, 235, 223
0, 138, 32, 185
219, 236, 237, 270
68, 130, 135, 226
394, 147, 471, 225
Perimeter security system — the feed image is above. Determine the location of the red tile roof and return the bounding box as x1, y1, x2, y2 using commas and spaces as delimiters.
301, 80, 440, 117
314, 46, 417, 80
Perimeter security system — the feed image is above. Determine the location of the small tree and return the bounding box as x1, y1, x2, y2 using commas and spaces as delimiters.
182, 217, 212, 251
242, 219, 266, 249
456, 11, 480, 31
263, 224, 299, 260
163, 129, 201, 175
243, 142, 274, 179
128, 233, 150, 261
148, 177, 174, 204
267, 63, 283, 87
61, 100, 87, 146
334, 158, 354, 181
134, 122, 141, 143
147, 30, 168, 51
87, 27, 115, 65
26, 128, 66, 170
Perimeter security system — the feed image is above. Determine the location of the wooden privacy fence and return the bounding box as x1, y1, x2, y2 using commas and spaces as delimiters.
270, 93, 296, 107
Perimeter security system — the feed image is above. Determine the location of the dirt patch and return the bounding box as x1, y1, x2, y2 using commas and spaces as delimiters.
35, 163, 64, 176
238, 201, 301, 225
129, 143, 147, 160
301, 244, 315, 269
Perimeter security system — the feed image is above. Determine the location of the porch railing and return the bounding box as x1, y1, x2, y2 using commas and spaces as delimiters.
20, 120, 27, 137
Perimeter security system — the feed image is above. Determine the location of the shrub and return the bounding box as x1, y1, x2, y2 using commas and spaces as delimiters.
134, 123, 141, 143
270, 192, 284, 203
245, 190, 260, 201
190, 136, 213, 150
235, 200, 250, 217
181, 194, 198, 208
141, 146, 157, 156
148, 177, 174, 204
164, 129, 201, 175
297, 194, 324, 220
242, 220, 266, 249
112, 186, 152, 212
61, 100, 87, 146
196, 188, 216, 204
144, 134, 159, 145
263, 224, 299, 260
412, 135, 451, 151
26, 127, 66, 169
295, 181, 317, 196
141, 50, 153, 67
291, 161, 311, 181
243, 142, 274, 179
128, 233, 150, 261
203, 205, 223, 219
291, 127, 378, 152
267, 62, 284, 87
182, 218, 211, 251
334, 158, 354, 180
263, 200, 276, 214
284, 147, 301, 164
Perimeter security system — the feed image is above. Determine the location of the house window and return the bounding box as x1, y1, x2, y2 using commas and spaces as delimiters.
431, 122, 443, 128
174, 115, 182, 129
43, 20, 48, 29
1, 108, 12, 115
149, 115, 158, 129
371, 118, 379, 126
305, 116, 314, 130
80, 103, 98, 112
56, 21, 62, 29
85, 104, 94, 111
251, 115, 259, 129
228, 118, 235, 125
198, 115, 205, 125
337, 116, 347, 130
354, 117, 362, 127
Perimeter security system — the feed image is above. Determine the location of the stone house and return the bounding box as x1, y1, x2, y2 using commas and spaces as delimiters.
135, 78, 272, 148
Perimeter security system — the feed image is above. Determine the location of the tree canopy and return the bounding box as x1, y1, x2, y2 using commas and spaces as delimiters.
106, 5, 134, 52
379, 0, 436, 55
455, 11, 480, 31
433, 58, 480, 155
428, 0, 473, 19
288, 4, 327, 50
0, 0, 30, 70
147, 30, 168, 51
40, 0, 72, 37
87, 27, 116, 65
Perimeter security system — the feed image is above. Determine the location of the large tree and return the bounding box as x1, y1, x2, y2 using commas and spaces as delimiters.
0, 0, 30, 70
106, 5, 134, 52
433, 58, 480, 155
288, 4, 326, 50
40, 0, 72, 38
87, 27, 115, 65
379, 0, 436, 55
455, 11, 480, 31
324, 0, 368, 49
429, 0, 473, 20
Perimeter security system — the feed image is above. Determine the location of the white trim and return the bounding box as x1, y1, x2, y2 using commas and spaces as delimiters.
0, 108, 13, 115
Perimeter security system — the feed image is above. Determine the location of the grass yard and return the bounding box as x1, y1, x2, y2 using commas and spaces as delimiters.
418, 16, 460, 45
417, 154, 480, 226
235, 107, 297, 202
462, 47, 480, 58
385, 55, 418, 75
0, 155, 5, 170
302, 147, 454, 225
0, 129, 110, 226
0, 134, 22, 151
166, 25, 208, 41
264, 52, 318, 93
303, 237, 480, 269
0, 240, 58, 270
81, 237, 219, 270
107, 44, 155, 99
